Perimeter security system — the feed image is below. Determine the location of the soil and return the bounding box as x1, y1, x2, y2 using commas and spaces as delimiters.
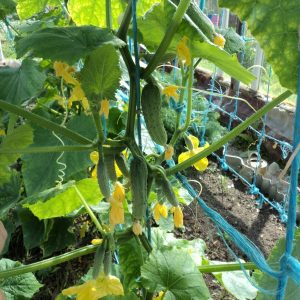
175, 161, 286, 299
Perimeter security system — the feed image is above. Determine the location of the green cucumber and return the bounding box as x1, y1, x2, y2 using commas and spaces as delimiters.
104, 154, 117, 182
115, 154, 130, 178
130, 156, 148, 220
155, 174, 179, 207
97, 148, 111, 198
141, 83, 167, 146
92, 240, 107, 279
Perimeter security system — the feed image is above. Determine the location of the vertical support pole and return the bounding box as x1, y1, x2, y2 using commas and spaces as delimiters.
0, 39, 4, 61
251, 43, 264, 91
276, 38, 300, 300
200, 0, 206, 11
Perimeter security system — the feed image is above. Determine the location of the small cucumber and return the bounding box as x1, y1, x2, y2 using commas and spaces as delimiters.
92, 240, 107, 279
97, 149, 111, 198
115, 154, 130, 178
130, 156, 148, 220
104, 250, 112, 276
141, 83, 167, 146
155, 175, 179, 207
104, 154, 117, 182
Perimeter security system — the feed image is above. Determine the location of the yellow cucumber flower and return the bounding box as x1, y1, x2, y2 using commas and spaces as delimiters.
153, 291, 164, 300
177, 36, 191, 66
162, 85, 179, 101
173, 206, 183, 228
178, 135, 209, 172
90, 151, 99, 164
54, 61, 79, 85
153, 203, 168, 222
112, 182, 125, 203
132, 221, 143, 236
69, 84, 90, 111
164, 145, 174, 161
0, 129, 6, 136
100, 99, 110, 119
62, 273, 124, 300
91, 238, 103, 246
214, 34, 226, 48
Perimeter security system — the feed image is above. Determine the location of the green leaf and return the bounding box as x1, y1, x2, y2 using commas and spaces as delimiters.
0, 0, 16, 19
219, 0, 299, 93
118, 237, 146, 291
209, 260, 257, 300
17, 207, 46, 250
68, 0, 159, 30
254, 228, 300, 300
141, 249, 210, 299
0, 258, 42, 299
81, 45, 122, 101
0, 174, 21, 219
0, 59, 46, 105
0, 124, 33, 186
151, 228, 206, 266
23, 178, 102, 219
22, 113, 96, 195
41, 218, 76, 257
16, 26, 125, 64
137, 0, 255, 84
17, 0, 60, 19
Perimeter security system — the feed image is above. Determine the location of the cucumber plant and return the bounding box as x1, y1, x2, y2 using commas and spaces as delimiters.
0, 0, 297, 299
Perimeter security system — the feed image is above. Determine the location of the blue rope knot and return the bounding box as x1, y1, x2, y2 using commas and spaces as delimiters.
175, 103, 185, 113
249, 185, 259, 195
219, 158, 229, 171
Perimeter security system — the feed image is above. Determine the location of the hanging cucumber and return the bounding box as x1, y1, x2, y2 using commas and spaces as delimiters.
141, 83, 167, 146
155, 174, 179, 207
97, 148, 111, 198
104, 154, 117, 182
92, 240, 107, 279
130, 156, 148, 220
115, 154, 129, 178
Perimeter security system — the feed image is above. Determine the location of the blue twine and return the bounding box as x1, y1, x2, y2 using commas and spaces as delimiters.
276, 54, 300, 300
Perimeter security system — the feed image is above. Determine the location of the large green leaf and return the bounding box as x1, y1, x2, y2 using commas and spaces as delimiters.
0, 174, 21, 219
219, 0, 300, 93
137, 0, 255, 84
16, 26, 125, 64
141, 249, 210, 299
0, 59, 46, 105
118, 237, 147, 291
254, 228, 300, 300
68, 0, 160, 29
17, 0, 60, 19
0, 0, 16, 19
81, 45, 122, 101
22, 114, 96, 195
0, 124, 33, 186
0, 258, 42, 299
23, 178, 102, 219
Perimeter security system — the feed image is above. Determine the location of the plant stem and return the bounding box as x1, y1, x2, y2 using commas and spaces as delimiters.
0, 100, 92, 145
199, 262, 257, 273
166, 90, 293, 175
106, 0, 112, 29
141, 0, 191, 79
92, 110, 104, 144
117, 0, 132, 40
74, 185, 106, 236
7, 113, 17, 135
0, 245, 98, 279
0, 145, 94, 154
125, 78, 137, 138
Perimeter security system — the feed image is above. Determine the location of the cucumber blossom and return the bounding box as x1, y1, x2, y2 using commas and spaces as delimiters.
141, 83, 167, 146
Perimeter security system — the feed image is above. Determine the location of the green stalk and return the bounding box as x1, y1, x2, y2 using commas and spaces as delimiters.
7, 113, 17, 135
166, 90, 292, 175
92, 111, 105, 144
0, 100, 92, 145
74, 185, 106, 236
116, 0, 132, 40
199, 262, 257, 273
0, 245, 98, 279
0, 145, 94, 154
125, 78, 137, 138
106, 0, 112, 29
141, 0, 191, 79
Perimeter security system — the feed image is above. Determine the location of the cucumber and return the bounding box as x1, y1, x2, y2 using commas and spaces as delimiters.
104, 250, 112, 276
155, 175, 179, 207
130, 156, 148, 220
171, 0, 216, 41
97, 149, 111, 198
141, 83, 167, 146
115, 154, 130, 178
104, 154, 117, 182
92, 240, 107, 279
